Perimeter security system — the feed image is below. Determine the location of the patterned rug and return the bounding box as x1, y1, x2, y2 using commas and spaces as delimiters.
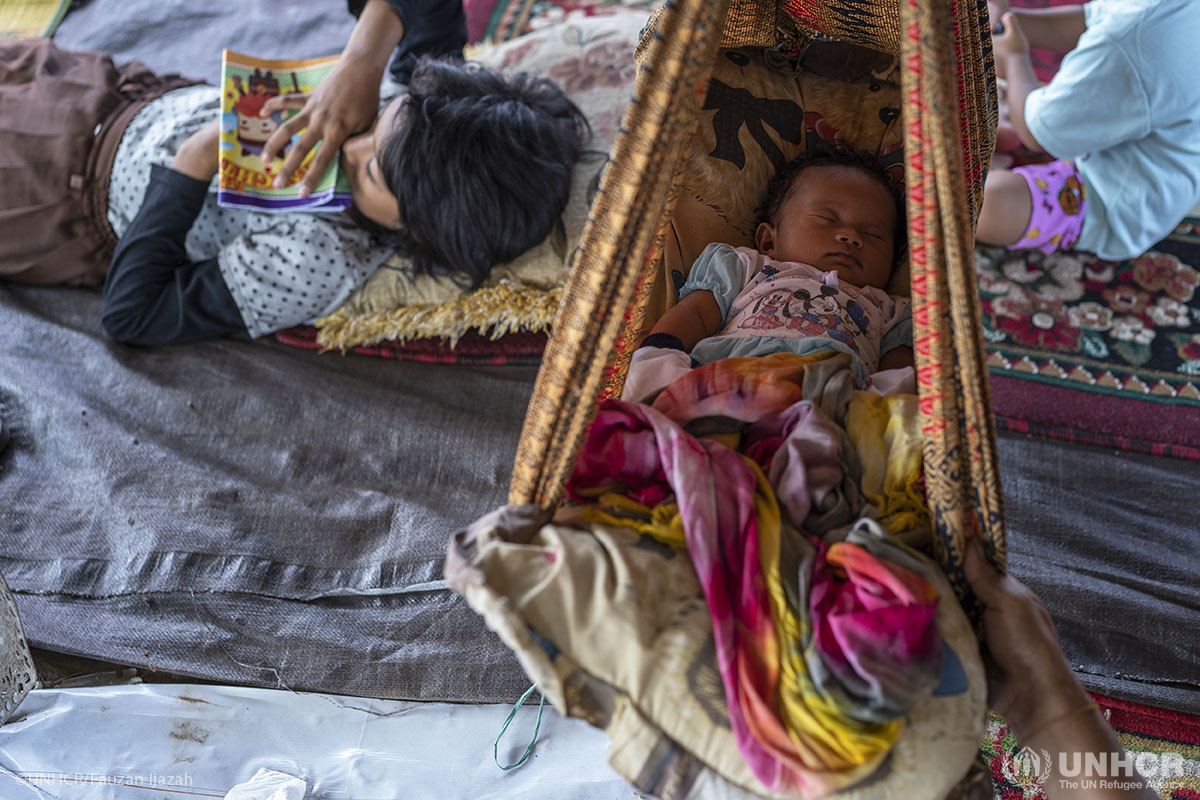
977, 222, 1200, 460
275, 325, 547, 365
466, 0, 662, 45
982, 694, 1200, 799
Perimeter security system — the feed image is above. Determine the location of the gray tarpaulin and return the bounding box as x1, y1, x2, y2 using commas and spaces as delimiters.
5, 277, 1196, 709
0, 0, 1194, 712
999, 435, 1200, 713
0, 0, 534, 702
55, 0, 359, 86
1, 282, 532, 701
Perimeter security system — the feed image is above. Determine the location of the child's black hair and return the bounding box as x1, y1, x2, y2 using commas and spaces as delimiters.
758, 146, 908, 269
376, 57, 590, 285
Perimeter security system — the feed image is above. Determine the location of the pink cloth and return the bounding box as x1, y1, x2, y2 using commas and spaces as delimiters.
568, 356, 942, 794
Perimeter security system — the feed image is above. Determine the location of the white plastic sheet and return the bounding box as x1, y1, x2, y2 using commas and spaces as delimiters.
0, 684, 638, 799
224, 768, 306, 800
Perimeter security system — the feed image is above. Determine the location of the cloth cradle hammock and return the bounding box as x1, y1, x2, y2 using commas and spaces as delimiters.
447, 0, 1006, 797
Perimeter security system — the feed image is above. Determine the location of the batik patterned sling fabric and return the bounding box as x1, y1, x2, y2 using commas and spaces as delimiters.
507, 0, 1004, 602
449, 0, 1004, 796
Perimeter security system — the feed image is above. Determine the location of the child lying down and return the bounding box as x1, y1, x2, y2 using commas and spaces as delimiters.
624, 147, 916, 403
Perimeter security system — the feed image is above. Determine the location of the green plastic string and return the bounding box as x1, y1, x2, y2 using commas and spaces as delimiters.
493, 684, 545, 771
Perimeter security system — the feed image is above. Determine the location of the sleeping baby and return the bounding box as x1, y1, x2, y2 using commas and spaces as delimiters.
626, 146, 914, 400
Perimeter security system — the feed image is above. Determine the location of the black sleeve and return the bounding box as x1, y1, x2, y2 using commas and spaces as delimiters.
102, 164, 247, 346
347, 0, 467, 84
639, 332, 687, 351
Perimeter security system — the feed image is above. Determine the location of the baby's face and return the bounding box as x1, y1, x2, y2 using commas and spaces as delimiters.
755, 165, 897, 289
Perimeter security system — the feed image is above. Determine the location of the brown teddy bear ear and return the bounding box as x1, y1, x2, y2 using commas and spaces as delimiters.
683, 47, 810, 244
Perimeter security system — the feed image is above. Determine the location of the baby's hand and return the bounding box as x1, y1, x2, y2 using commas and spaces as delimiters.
992, 11, 1030, 57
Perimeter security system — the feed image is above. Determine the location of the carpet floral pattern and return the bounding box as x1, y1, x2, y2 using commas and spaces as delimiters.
976, 220, 1200, 459
981, 695, 1200, 799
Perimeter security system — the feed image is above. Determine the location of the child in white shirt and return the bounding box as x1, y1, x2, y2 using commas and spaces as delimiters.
977, 0, 1200, 260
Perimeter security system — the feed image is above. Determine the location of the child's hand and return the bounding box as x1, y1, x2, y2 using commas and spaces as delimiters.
992, 11, 1031, 57
257, 0, 406, 196
257, 54, 384, 197
172, 118, 221, 182
995, 120, 1022, 154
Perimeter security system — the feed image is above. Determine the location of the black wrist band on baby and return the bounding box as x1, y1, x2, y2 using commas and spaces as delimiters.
640, 332, 687, 352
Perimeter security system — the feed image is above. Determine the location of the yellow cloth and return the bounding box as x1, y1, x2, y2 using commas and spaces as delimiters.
846, 390, 930, 534
0, 0, 71, 39
578, 492, 687, 548
750, 457, 901, 777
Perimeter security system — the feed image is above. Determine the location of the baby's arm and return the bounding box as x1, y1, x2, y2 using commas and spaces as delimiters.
645, 289, 723, 351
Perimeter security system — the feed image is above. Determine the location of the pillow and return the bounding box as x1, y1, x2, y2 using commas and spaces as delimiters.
314, 11, 649, 351
644, 37, 908, 329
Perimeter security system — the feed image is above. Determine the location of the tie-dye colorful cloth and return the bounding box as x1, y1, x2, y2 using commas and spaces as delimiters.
567, 353, 942, 796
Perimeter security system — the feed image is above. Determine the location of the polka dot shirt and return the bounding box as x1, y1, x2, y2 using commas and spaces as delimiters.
107, 86, 395, 338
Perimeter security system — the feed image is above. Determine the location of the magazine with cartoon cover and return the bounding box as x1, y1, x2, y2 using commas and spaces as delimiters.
218, 50, 351, 212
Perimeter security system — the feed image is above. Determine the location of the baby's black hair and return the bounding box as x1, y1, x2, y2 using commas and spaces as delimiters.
758, 146, 907, 268
376, 57, 590, 285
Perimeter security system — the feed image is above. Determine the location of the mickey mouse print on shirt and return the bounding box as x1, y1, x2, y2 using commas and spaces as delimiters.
701, 245, 909, 376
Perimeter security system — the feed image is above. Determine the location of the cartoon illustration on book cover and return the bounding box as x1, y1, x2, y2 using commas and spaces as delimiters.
230, 68, 292, 157
218, 50, 351, 212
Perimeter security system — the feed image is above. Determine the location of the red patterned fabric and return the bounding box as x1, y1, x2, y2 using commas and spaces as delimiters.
977, 231, 1200, 461
463, 0, 502, 42
982, 694, 1200, 799
275, 326, 546, 365
991, 374, 1200, 461
1093, 694, 1200, 747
